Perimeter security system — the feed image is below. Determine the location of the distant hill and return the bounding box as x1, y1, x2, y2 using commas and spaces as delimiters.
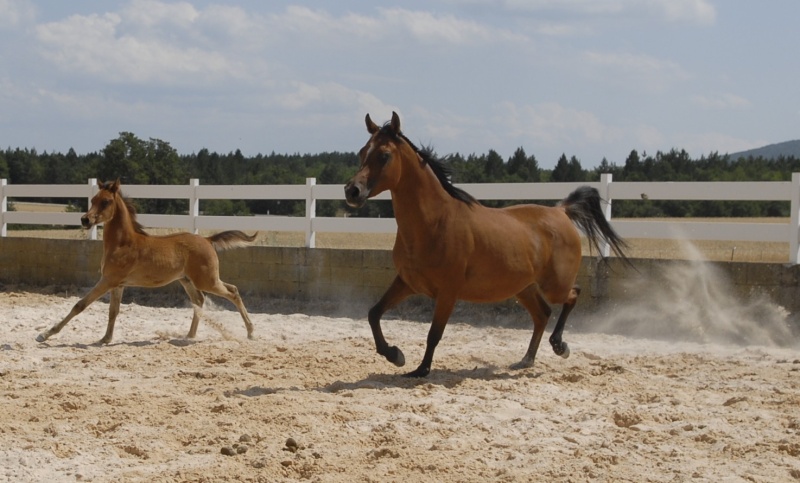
728, 139, 800, 160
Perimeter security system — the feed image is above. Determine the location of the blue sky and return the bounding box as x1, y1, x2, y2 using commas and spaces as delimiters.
1, 0, 798, 169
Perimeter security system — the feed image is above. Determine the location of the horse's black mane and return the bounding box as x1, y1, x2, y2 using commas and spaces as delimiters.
381, 124, 477, 206
99, 181, 148, 235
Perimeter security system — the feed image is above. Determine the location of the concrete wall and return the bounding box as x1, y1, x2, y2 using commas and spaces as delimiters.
1, 238, 798, 323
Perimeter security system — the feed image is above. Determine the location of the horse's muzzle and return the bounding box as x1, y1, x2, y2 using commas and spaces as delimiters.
80, 215, 93, 229
344, 181, 368, 208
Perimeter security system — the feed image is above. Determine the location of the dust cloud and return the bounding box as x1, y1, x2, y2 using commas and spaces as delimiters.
595, 240, 796, 347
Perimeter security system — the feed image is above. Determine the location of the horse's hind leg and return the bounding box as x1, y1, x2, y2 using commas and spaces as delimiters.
99, 286, 124, 345
36, 279, 113, 343
548, 286, 580, 359
179, 277, 206, 339
511, 285, 553, 370
206, 280, 254, 339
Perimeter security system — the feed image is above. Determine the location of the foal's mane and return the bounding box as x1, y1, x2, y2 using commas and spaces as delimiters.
99, 181, 148, 235
381, 124, 477, 206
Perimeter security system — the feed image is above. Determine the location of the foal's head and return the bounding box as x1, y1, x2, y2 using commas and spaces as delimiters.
81, 179, 124, 229
344, 111, 420, 208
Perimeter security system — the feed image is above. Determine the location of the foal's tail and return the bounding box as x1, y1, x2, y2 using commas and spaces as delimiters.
560, 186, 631, 264
207, 230, 258, 251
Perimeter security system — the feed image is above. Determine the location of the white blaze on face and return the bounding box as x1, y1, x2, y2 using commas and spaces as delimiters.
364, 140, 375, 165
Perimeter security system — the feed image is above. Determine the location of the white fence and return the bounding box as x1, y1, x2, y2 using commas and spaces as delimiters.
2, 174, 799, 264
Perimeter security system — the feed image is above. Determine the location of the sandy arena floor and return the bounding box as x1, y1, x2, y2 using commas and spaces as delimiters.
1, 289, 799, 483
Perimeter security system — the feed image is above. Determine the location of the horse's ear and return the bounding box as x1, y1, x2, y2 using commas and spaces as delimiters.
390, 111, 401, 134
109, 178, 121, 193
365, 114, 379, 134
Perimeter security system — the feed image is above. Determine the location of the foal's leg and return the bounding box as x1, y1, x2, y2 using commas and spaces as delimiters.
405, 293, 457, 378
179, 277, 206, 339
511, 285, 553, 370
548, 286, 580, 358
99, 286, 124, 344
368, 275, 414, 368
36, 279, 113, 342
205, 280, 254, 339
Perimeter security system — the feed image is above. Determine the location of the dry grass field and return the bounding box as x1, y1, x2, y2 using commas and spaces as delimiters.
6, 201, 791, 263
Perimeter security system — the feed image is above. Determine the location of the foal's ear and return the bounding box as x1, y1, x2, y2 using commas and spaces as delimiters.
390, 111, 401, 134
109, 178, 121, 193
365, 114, 380, 134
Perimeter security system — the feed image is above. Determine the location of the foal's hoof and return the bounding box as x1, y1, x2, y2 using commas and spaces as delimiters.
387, 346, 406, 367
35, 333, 47, 343
555, 342, 570, 359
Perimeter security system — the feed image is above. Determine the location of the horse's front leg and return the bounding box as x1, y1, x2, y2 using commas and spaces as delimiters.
98, 286, 124, 345
36, 279, 113, 343
368, 275, 414, 367
405, 293, 457, 378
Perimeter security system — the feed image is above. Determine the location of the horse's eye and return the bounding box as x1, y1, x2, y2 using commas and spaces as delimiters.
380, 152, 391, 164
100, 199, 111, 208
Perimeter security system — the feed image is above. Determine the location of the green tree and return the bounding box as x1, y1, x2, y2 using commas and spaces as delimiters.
0, 150, 8, 178
483, 149, 505, 179
551, 154, 584, 182
507, 147, 540, 182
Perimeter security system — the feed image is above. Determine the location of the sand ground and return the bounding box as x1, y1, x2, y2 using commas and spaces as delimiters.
1, 289, 799, 482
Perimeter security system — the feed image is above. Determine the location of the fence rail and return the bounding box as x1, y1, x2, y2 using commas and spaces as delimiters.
2, 174, 799, 263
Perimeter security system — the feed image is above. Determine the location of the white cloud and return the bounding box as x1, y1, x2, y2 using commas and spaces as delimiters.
496, 101, 623, 147
120, 0, 199, 29
0, 0, 36, 29
379, 8, 516, 44
655, 0, 716, 25
448, 0, 716, 25
692, 93, 751, 110
275, 81, 396, 121
585, 51, 690, 90
681, 132, 765, 157
34, 10, 247, 84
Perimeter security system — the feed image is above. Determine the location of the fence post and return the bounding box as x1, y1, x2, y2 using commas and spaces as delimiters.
1, 179, 7, 237
190, 178, 200, 234
305, 178, 316, 248
791, 173, 800, 265
599, 172, 613, 257
88, 178, 98, 240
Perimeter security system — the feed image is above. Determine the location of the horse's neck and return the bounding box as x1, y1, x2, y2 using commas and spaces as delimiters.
392, 163, 456, 244
104, 200, 138, 246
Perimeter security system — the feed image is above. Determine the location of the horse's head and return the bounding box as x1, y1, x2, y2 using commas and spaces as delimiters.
344, 111, 421, 208
81, 179, 121, 228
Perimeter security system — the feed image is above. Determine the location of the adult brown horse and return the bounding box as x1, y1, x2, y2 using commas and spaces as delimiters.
345, 112, 630, 377
37, 179, 256, 344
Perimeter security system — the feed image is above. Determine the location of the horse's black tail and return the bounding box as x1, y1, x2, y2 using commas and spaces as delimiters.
207, 231, 258, 251
560, 186, 631, 265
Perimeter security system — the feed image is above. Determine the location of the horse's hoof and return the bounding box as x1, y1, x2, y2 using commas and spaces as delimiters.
510, 360, 533, 371
403, 366, 430, 378
389, 346, 406, 367
559, 343, 570, 359
35, 333, 47, 343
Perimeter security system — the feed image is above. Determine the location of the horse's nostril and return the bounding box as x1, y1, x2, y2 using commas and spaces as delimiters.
345, 184, 360, 200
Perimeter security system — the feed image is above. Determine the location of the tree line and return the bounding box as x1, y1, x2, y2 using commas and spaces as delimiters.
2, 132, 799, 219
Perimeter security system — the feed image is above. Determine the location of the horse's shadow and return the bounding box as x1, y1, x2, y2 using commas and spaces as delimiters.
39, 338, 194, 350
228, 365, 544, 399
320, 365, 544, 392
